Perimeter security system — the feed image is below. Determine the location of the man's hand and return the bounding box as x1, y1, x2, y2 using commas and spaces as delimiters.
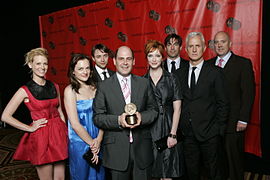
236, 121, 247, 132
118, 112, 132, 128
130, 112, 142, 129
118, 112, 142, 129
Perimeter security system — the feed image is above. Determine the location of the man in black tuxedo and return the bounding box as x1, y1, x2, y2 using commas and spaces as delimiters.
174, 32, 228, 180
93, 46, 158, 180
164, 33, 189, 73
91, 44, 115, 81
208, 31, 255, 180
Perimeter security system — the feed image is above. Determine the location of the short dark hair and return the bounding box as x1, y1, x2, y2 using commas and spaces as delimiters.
91, 43, 113, 57
164, 33, 183, 46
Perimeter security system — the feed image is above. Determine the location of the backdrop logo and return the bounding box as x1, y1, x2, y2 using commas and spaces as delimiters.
208, 40, 215, 50
68, 24, 77, 33
116, 0, 125, 10
165, 25, 177, 34
48, 16, 54, 24
50, 67, 57, 75
226, 17, 241, 30
42, 31, 47, 38
117, 32, 128, 42
149, 10, 160, 21
105, 18, 113, 28
79, 37, 87, 46
77, 8, 86, 17
49, 41, 56, 49
206, 0, 220, 12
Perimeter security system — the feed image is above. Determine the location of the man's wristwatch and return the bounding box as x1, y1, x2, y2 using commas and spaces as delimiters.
168, 133, 177, 139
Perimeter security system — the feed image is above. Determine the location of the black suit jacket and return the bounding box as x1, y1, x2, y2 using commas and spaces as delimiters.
208, 52, 255, 133
163, 57, 189, 72
93, 74, 158, 171
93, 66, 115, 82
174, 61, 229, 141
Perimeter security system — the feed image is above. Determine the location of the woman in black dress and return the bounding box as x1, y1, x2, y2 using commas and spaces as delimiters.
143, 40, 185, 180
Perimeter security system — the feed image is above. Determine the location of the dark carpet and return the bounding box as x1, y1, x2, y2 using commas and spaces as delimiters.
0, 128, 269, 180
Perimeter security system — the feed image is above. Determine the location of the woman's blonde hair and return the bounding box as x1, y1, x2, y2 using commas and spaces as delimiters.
24, 47, 49, 66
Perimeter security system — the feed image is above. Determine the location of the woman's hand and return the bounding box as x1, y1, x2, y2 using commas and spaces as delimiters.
90, 138, 101, 154
167, 136, 177, 148
29, 118, 48, 132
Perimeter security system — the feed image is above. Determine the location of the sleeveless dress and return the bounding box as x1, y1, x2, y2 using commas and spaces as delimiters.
68, 99, 105, 180
13, 80, 68, 165
144, 71, 185, 178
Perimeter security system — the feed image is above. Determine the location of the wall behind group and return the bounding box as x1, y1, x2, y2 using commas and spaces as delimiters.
39, 0, 262, 157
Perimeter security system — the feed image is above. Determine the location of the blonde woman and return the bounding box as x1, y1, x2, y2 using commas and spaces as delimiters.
1, 48, 68, 180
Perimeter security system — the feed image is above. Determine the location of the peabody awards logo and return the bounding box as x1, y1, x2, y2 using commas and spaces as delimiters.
42, 31, 47, 38
208, 40, 215, 50
206, 0, 220, 13
117, 32, 128, 42
48, 16, 54, 24
69, 24, 77, 33
116, 0, 125, 10
149, 10, 160, 21
49, 41, 56, 49
79, 37, 87, 46
165, 25, 177, 34
105, 18, 113, 28
50, 67, 57, 75
226, 17, 241, 30
77, 8, 86, 17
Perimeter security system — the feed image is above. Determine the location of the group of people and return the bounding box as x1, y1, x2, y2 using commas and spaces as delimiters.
1, 30, 255, 180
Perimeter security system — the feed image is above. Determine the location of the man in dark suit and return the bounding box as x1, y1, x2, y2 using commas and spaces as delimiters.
91, 44, 115, 81
93, 46, 158, 180
174, 32, 229, 180
208, 31, 255, 180
164, 33, 189, 73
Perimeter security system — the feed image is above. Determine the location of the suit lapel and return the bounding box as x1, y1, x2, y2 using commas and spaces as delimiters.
130, 74, 138, 105
94, 67, 102, 82
108, 68, 115, 76
182, 67, 189, 92
224, 53, 236, 71
193, 62, 209, 97
163, 59, 168, 72
110, 74, 126, 106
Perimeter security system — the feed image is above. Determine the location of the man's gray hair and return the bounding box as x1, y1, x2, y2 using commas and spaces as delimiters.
186, 32, 205, 47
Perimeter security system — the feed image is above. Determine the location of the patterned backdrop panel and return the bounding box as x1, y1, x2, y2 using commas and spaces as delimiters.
39, 0, 262, 157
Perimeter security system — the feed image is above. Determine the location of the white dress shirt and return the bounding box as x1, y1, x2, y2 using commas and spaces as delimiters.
95, 65, 110, 80
188, 61, 204, 88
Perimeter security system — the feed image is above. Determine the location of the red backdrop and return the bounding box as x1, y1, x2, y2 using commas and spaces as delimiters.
39, 0, 262, 157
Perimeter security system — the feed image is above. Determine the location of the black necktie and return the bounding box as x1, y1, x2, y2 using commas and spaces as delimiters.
102, 71, 107, 80
171, 61, 176, 73
190, 67, 197, 94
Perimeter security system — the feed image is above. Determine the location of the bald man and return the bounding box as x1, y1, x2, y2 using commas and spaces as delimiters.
208, 31, 255, 180
93, 46, 158, 180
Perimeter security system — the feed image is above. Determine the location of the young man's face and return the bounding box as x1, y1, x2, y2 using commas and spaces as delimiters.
165, 38, 181, 60
92, 49, 109, 69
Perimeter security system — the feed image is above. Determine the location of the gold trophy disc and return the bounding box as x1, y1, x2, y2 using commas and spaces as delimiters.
125, 103, 137, 115
124, 103, 137, 125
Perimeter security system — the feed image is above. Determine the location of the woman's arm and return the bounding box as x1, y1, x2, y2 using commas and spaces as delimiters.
168, 100, 181, 148
64, 86, 94, 146
1, 88, 47, 132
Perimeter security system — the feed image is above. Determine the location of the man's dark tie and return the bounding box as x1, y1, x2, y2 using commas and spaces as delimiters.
102, 71, 107, 80
171, 61, 176, 73
190, 67, 197, 94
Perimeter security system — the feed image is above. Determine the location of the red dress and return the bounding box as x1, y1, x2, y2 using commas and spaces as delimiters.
13, 83, 68, 165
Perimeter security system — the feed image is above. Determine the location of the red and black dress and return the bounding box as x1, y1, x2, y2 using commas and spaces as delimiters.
13, 80, 68, 165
